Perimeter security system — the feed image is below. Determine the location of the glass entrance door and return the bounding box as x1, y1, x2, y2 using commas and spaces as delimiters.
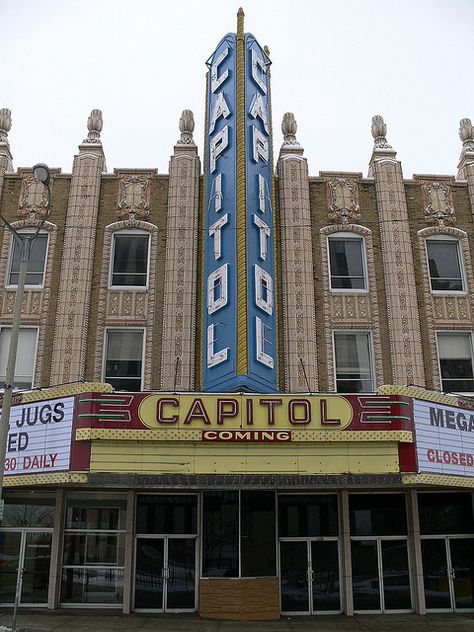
422, 537, 474, 610
0, 530, 52, 606
134, 536, 196, 611
280, 540, 340, 614
352, 538, 411, 612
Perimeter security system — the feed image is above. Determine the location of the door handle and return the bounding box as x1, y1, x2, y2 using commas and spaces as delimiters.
450, 568, 456, 580
306, 569, 314, 582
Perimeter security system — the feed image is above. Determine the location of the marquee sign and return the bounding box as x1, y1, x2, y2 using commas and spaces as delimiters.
414, 399, 474, 478
2, 396, 75, 476
202, 14, 277, 392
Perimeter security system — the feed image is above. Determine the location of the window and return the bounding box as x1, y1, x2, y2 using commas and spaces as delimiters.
0, 327, 38, 389
334, 331, 373, 393
426, 238, 464, 292
60, 494, 126, 605
110, 231, 149, 287
437, 332, 474, 393
104, 329, 144, 391
202, 491, 276, 578
328, 235, 367, 290
8, 233, 48, 287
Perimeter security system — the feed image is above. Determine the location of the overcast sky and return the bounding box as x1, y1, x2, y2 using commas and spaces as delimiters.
3, 0, 473, 178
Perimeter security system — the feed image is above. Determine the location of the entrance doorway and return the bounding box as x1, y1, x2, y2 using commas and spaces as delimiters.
422, 537, 474, 610
0, 530, 52, 606
280, 539, 340, 614
134, 536, 196, 611
351, 537, 412, 612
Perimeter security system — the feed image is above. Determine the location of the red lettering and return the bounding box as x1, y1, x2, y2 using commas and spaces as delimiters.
289, 399, 311, 425
320, 399, 341, 426
427, 448, 435, 462
259, 399, 282, 425
157, 398, 179, 424
217, 399, 238, 425
184, 399, 211, 425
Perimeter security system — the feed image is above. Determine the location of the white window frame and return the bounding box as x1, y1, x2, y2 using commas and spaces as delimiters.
102, 327, 145, 391
6, 231, 49, 290
425, 235, 466, 295
332, 329, 375, 394
435, 330, 474, 395
327, 232, 368, 293
0, 325, 39, 390
108, 229, 150, 291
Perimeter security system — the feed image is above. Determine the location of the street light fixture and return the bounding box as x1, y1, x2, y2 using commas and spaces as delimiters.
0, 163, 52, 517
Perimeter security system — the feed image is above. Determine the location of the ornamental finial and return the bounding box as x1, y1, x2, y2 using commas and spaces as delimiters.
281, 112, 299, 146
237, 7, 245, 37
371, 114, 391, 148
84, 109, 103, 143
178, 110, 195, 145
0, 108, 12, 143
459, 118, 474, 149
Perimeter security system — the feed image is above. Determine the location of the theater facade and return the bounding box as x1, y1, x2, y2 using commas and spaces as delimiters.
1, 9, 474, 621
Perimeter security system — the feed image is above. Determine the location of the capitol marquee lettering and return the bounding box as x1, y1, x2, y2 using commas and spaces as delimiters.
140, 396, 352, 429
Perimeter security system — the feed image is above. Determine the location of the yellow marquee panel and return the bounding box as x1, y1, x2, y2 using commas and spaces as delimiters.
89, 441, 399, 475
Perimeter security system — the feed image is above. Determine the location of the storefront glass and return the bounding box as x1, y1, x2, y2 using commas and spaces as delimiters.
350, 494, 411, 612
0, 494, 54, 606
60, 494, 126, 605
419, 492, 474, 611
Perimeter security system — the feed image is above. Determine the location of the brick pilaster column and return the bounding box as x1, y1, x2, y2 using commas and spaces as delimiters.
50, 112, 105, 385
160, 117, 200, 390
277, 129, 318, 392
369, 118, 425, 387
456, 118, 474, 217
0, 108, 14, 201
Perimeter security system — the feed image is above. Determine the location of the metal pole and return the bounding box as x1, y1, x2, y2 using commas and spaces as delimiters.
12, 566, 24, 631
0, 241, 30, 502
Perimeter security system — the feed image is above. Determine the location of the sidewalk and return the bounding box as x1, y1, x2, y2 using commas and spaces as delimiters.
1, 611, 474, 632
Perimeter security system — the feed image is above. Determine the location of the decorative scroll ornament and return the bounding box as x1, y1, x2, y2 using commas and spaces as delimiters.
423, 182, 455, 226
178, 110, 195, 144
281, 112, 300, 146
117, 175, 150, 219
0, 108, 12, 143
459, 118, 474, 152
18, 174, 49, 220
83, 109, 103, 143
327, 178, 360, 225
371, 114, 392, 149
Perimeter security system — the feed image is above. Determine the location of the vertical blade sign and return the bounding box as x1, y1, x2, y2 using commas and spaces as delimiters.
203, 28, 278, 392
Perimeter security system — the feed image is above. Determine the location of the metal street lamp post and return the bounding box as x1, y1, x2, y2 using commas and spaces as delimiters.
0, 164, 51, 516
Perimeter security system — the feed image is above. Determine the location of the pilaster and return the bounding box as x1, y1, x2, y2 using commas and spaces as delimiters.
407, 489, 426, 613
160, 111, 200, 390
340, 490, 353, 615
48, 488, 65, 609
0, 108, 14, 200
456, 118, 474, 221
123, 489, 135, 614
50, 110, 105, 385
277, 113, 318, 391
369, 116, 425, 386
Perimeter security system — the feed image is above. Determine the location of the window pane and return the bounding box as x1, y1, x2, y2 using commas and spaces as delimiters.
329, 238, 365, 290
86, 534, 124, 566
241, 491, 276, 577
279, 494, 339, 537
61, 568, 123, 604
349, 494, 407, 536
438, 333, 474, 392
334, 332, 373, 393
105, 330, 143, 392
427, 241, 463, 291
418, 492, 474, 535
9, 234, 48, 286
202, 491, 238, 578
0, 328, 37, 389
136, 495, 197, 535
65, 497, 126, 530
0, 496, 55, 528
112, 234, 148, 286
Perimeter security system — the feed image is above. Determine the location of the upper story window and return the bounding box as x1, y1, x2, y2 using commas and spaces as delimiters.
7, 232, 48, 287
109, 230, 149, 288
0, 327, 38, 390
104, 328, 144, 391
333, 331, 374, 393
426, 237, 464, 292
437, 331, 474, 393
328, 234, 367, 291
